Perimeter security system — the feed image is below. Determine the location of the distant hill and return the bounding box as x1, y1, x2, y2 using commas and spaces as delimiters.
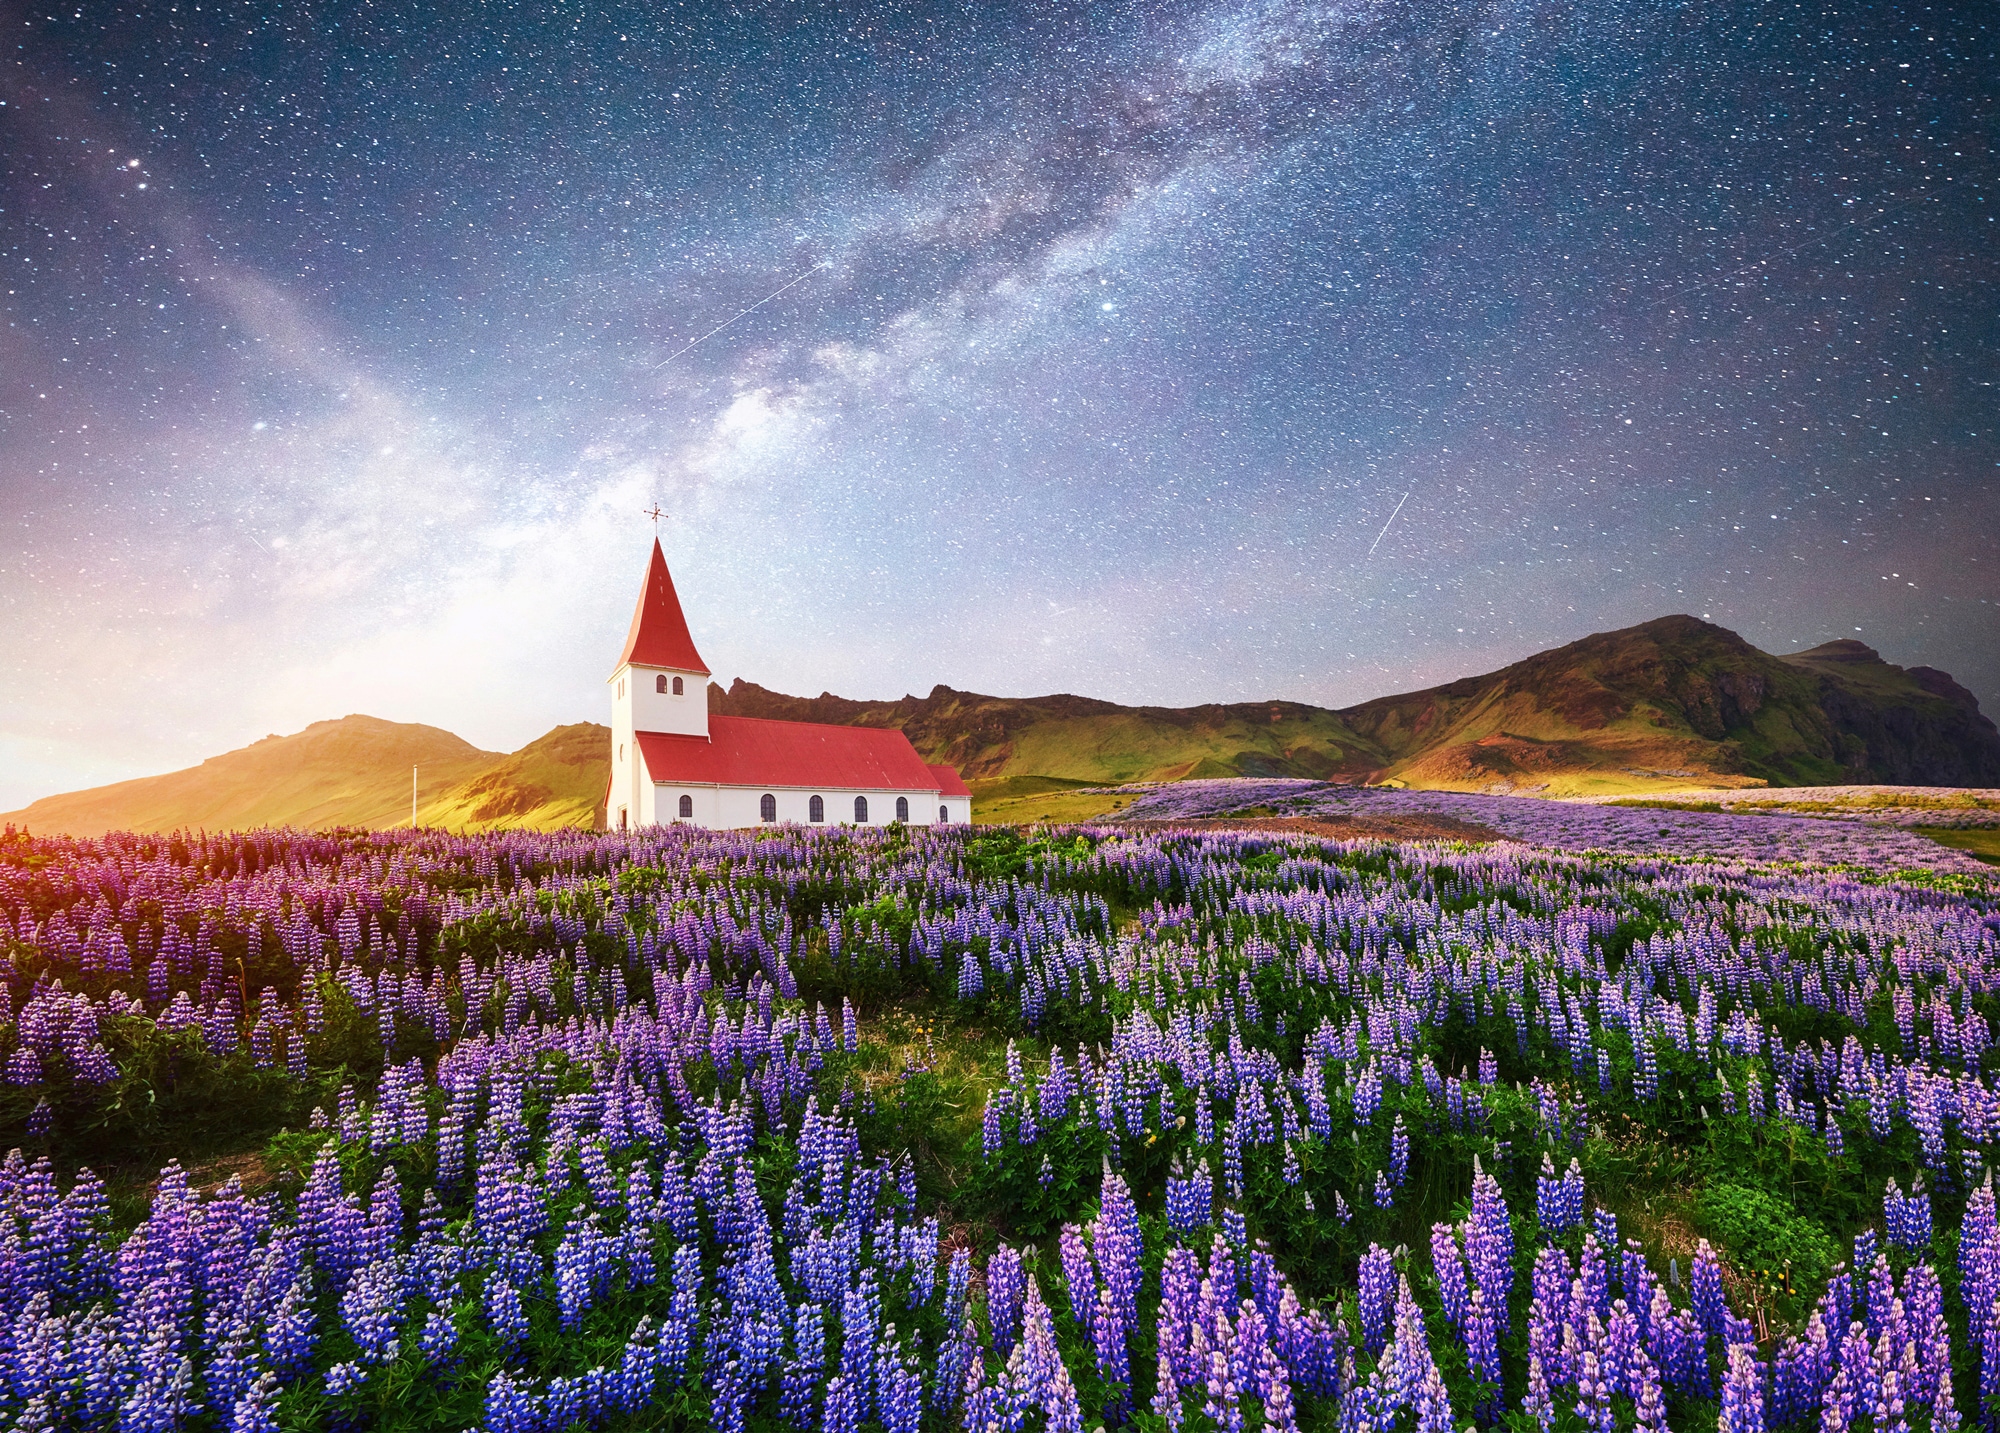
415, 723, 609, 832
7, 616, 1996, 834
0, 717, 613, 838
0, 716, 500, 837
1339, 617, 2000, 792
715, 617, 2000, 799
707, 683, 1385, 786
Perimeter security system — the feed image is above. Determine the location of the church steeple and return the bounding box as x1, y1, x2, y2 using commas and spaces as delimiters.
608, 540, 709, 834
614, 538, 710, 676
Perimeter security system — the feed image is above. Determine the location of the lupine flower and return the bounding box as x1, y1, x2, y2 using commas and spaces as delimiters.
987, 1243, 1026, 1357
1358, 1245, 1395, 1355
1720, 1341, 1766, 1433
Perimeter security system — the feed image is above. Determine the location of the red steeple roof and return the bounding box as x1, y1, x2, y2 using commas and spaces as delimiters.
614, 539, 710, 675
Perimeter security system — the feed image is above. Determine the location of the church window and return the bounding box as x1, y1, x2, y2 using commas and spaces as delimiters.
940, 804, 949, 823
618, 744, 625, 763
895, 796, 909, 823
617, 807, 628, 831
617, 679, 625, 699
678, 794, 693, 818
809, 795, 824, 823
672, 675, 685, 695
656, 674, 668, 693
854, 795, 869, 823
760, 793, 777, 822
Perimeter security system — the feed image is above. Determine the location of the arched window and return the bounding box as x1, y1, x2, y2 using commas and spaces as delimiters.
672, 675, 684, 695
617, 806, 628, 831
617, 679, 626, 699
760, 793, 777, 822
809, 794, 824, 823
677, 794, 693, 819
940, 804, 949, 823
854, 795, 869, 823
895, 796, 909, 823
618, 743, 625, 763
655, 674, 668, 694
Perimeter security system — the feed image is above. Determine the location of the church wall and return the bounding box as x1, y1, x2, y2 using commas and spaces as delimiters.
650, 784, 961, 830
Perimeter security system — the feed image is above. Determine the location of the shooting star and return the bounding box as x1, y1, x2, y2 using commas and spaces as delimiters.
1366, 490, 1412, 559
652, 261, 832, 370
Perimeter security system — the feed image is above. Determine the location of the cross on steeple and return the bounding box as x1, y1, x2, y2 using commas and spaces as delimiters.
643, 503, 666, 534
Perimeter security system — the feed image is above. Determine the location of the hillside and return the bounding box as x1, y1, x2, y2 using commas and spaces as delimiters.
1778, 639, 2000, 785
0, 716, 499, 837
707, 682, 1386, 788
716, 616, 2000, 800
1339, 616, 2000, 794
8, 616, 1996, 834
416, 723, 609, 832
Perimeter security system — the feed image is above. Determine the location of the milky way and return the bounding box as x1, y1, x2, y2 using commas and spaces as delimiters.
1, 0, 1994, 805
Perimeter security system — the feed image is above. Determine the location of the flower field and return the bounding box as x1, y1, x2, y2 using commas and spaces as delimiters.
1, 816, 1997, 1431
1109, 779, 1998, 876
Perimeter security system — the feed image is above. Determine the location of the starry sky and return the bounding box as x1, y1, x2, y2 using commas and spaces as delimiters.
2, 0, 1995, 808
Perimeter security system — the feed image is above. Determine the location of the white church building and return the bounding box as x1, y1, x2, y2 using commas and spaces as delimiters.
604, 540, 973, 831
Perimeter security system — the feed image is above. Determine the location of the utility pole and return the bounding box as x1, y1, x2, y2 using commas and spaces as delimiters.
411, 765, 418, 829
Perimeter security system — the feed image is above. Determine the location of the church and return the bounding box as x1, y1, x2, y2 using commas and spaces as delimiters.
604, 539, 973, 831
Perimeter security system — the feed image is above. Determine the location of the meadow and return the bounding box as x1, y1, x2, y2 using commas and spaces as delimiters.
0, 803, 1996, 1431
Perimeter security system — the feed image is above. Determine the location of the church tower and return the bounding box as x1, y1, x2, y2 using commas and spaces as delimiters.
607, 539, 709, 829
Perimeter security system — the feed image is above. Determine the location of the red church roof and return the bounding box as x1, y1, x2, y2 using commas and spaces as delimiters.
637, 716, 954, 791
614, 539, 709, 676
928, 763, 972, 798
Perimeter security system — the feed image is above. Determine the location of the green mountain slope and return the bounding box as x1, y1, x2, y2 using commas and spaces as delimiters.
717, 616, 2000, 800
0, 716, 499, 837
417, 723, 608, 832
707, 682, 1387, 790
1340, 616, 2000, 793
1779, 640, 2000, 785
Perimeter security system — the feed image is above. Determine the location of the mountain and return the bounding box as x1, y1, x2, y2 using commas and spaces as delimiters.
707, 682, 1385, 785
713, 616, 2000, 799
414, 723, 609, 832
1778, 640, 2000, 786
0, 716, 500, 837
1339, 617, 2000, 792
7, 617, 1996, 834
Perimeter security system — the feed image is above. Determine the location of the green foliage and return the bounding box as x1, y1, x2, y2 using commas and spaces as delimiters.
0, 1013, 318, 1175
1695, 1181, 1840, 1316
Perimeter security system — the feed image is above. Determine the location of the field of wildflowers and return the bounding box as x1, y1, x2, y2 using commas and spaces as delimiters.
1110, 779, 1998, 876
0, 813, 1996, 1431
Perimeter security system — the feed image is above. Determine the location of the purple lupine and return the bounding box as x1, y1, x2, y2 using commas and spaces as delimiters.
1166, 1156, 1213, 1236
1575, 1344, 1615, 1433
1358, 1245, 1395, 1356
1095, 1166, 1142, 1337
1886, 1176, 1934, 1252
1057, 1224, 1095, 1339
663, 1244, 700, 1376
1536, 1152, 1568, 1233
1465, 1161, 1513, 1320
1431, 1223, 1469, 1333
876, 1328, 922, 1433
986, 1243, 1026, 1357
1720, 1344, 1768, 1433
839, 1269, 882, 1426
1691, 1239, 1727, 1350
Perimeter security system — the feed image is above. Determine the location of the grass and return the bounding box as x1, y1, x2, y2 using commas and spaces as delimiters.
973, 788, 1134, 825
1919, 826, 2000, 865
